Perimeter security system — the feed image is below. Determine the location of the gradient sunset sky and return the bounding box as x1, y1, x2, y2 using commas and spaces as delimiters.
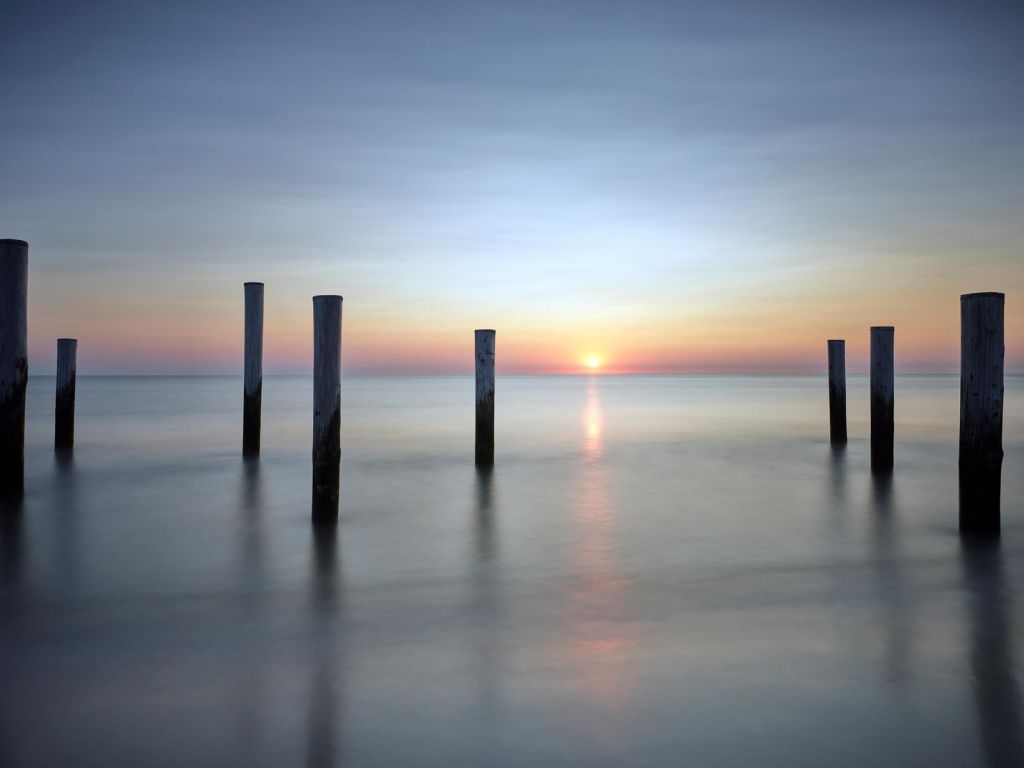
3, 0, 1022, 374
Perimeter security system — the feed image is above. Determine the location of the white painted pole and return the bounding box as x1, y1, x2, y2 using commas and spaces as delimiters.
312, 295, 342, 521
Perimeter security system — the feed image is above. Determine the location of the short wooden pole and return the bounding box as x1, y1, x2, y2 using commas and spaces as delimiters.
475, 330, 496, 466
243, 282, 264, 456
312, 295, 342, 521
0, 240, 28, 494
959, 292, 1004, 535
827, 339, 847, 445
54, 338, 78, 451
870, 326, 894, 473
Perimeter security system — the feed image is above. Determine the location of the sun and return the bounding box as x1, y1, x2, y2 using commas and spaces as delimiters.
585, 357, 602, 370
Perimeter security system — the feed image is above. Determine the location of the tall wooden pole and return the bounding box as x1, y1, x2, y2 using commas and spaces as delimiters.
959, 292, 1004, 535
475, 329, 495, 467
0, 240, 28, 494
870, 326, 894, 473
312, 295, 342, 521
827, 339, 847, 446
54, 338, 77, 451
243, 282, 264, 456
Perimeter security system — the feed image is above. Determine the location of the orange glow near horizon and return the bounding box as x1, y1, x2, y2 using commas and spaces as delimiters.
22, 276, 1024, 375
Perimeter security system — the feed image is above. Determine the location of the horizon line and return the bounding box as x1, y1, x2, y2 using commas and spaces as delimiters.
25, 370, 1024, 378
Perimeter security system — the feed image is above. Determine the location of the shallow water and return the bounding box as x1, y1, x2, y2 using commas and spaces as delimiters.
1, 374, 1022, 767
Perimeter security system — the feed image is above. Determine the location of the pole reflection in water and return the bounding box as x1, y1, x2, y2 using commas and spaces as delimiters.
52, 451, 81, 597
869, 473, 912, 688
469, 464, 503, 749
474, 465, 496, 563
828, 445, 847, 507
960, 538, 1023, 768
824, 444, 850, 547
238, 457, 267, 604
564, 376, 635, 713
0, 494, 23, 591
307, 520, 344, 768
233, 459, 268, 762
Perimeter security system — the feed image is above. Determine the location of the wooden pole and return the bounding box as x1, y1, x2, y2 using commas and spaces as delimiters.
870, 326, 894, 473
0, 240, 28, 494
243, 282, 264, 456
312, 295, 342, 521
959, 292, 1004, 535
54, 338, 77, 451
475, 329, 495, 467
827, 339, 847, 446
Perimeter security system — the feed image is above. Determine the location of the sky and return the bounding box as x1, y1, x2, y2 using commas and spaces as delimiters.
2, 0, 1023, 374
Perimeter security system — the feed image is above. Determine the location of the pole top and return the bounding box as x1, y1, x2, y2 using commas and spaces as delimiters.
57, 338, 78, 344
0, 239, 28, 247
244, 281, 264, 287
827, 339, 844, 344
960, 291, 1004, 300
475, 329, 496, 334
312, 295, 343, 305
870, 326, 894, 331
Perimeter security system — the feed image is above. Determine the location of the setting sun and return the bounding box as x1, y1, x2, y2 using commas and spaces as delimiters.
586, 357, 602, 370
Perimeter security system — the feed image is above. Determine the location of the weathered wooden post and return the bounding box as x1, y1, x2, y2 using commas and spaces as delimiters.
959, 292, 1004, 535
243, 282, 264, 456
312, 295, 342, 521
475, 329, 495, 466
0, 240, 28, 494
827, 339, 847, 445
870, 326, 895, 473
54, 338, 77, 451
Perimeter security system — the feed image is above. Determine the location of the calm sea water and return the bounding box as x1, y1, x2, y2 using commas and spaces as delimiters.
2, 374, 1022, 767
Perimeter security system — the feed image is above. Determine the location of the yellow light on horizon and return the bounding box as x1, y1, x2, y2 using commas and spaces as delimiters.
586, 356, 602, 370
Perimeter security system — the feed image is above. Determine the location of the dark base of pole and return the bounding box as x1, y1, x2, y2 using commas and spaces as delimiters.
871, 449, 893, 474
475, 428, 494, 466
243, 389, 262, 456
828, 390, 846, 446
55, 392, 75, 452
475, 399, 494, 467
959, 460, 1001, 536
871, 399, 893, 473
0, 462, 24, 496
312, 460, 340, 521
0, 383, 27, 496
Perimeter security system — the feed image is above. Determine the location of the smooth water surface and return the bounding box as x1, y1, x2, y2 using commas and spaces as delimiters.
2, 375, 1023, 767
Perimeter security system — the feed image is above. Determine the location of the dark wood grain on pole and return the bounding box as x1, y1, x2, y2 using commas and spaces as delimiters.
312, 295, 342, 521
827, 339, 847, 445
959, 292, 1004, 535
870, 326, 894, 473
0, 240, 28, 494
243, 282, 264, 456
475, 329, 495, 466
54, 338, 77, 451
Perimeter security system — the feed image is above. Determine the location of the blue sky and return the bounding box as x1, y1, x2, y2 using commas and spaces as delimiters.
2, 0, 1022, 372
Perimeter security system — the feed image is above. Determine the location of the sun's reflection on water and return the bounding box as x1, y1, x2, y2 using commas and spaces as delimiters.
584, 377, 604, 460
564, 376, 636, 712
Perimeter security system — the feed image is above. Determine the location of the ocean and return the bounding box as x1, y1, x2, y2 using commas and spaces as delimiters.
2, 374, 1022, 767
